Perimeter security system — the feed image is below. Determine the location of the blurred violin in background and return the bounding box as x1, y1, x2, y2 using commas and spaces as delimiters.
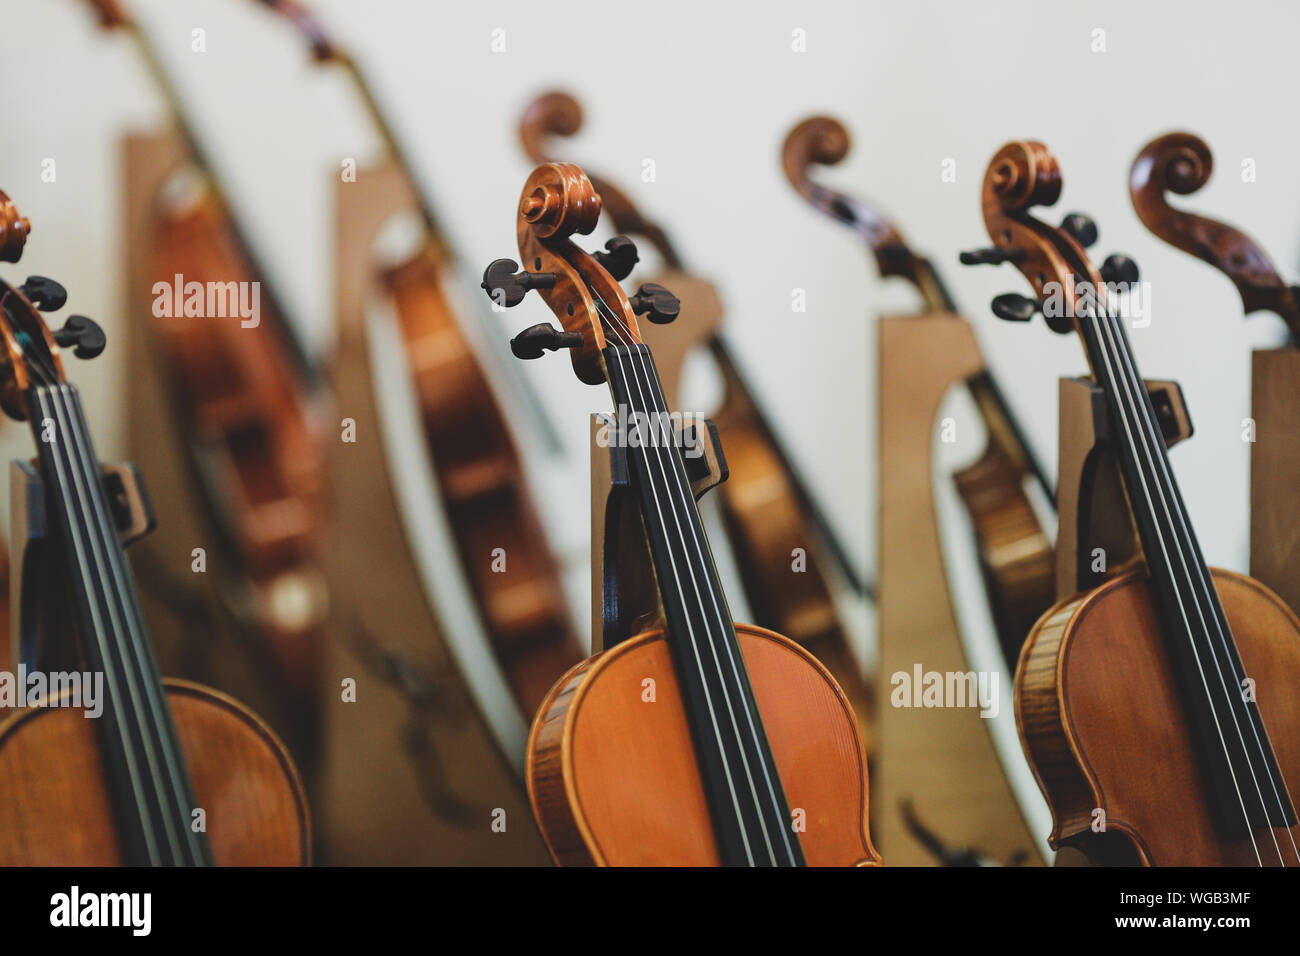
1131, 131, 1300, 618
520, 93, 874, 745
1131, 132, 1300, 343
81, 0, 328, 764
978, 140, 1300, 865
0, 190, 309, 865
784, 116, 1056, 670
258, 0, 581, 717
483, 162, 876, 866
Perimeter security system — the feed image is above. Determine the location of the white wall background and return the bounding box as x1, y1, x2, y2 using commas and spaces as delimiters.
2, 0, 1298, 612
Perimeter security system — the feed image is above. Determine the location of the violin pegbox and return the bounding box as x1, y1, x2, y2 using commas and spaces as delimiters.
960, 142, 1112, 334
481, 163, 681, 387
0, 191, 109, 420
962, 142, 1142, 336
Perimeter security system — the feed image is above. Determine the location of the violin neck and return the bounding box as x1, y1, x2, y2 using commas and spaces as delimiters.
122, 20, 317, 387
910, 255, 957, 314
339, 55, 450, 254
27, 383, 212, 866
601, 343, 804, 866
1077, 308, 1295, 833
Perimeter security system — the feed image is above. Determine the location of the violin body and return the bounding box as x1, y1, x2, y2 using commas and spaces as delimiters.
953, 440, 1056, 667
140, 176, 327, 752
527, 623, 877, 866
151, 193, 323, 589
0, 678, 310, 865
384, 243, 580, 713
1017, 568, 1300, 865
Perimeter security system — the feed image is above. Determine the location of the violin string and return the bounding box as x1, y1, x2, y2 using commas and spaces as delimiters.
55, 383, 207, 864
41, 383, 197, 864
26, 380, 166, 863
1102, 281, 1299, 862
8, 314, 167, 864
590, 282, 797, 865
1095, 301, 1297, 863
626, 330, 802, 863
1102, 298, 1296, 865
594, 307, 763, 865
1084, 298, 1275, 864
9, 297, 200, 865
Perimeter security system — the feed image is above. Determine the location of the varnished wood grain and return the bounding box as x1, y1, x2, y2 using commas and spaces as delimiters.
953, 444, 1055, 668
1016, 569, 1300, 864
526, 623, 878, 866
0, 679, 309, 865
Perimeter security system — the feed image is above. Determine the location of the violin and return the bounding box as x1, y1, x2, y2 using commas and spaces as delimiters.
1131, 131, 1300, 622
1130, 132, 1300, 341
977, 141, 1300, 865
783, 116, 1056, 669
258, 0, 581, 715
0, 192, 309, 864
485, 163, 875, 866
83, 0, 327, 756
520, 93, 874, 741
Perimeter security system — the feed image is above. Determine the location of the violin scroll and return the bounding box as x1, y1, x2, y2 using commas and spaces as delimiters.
519, 163, 602, 239
1130, 131, 1300, 338
1133, 132, 1213, 199
0, 192, 30, 263
519, 91, 584, 166
781, 116, 852, 199
85, 0, 127, 28
781, 115, 936, 294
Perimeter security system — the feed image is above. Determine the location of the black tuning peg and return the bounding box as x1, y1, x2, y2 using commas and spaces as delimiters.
959, 247, 1026, 267
19, 275, 67, 312
991, 293, 1041, 323
1100, 253, 1140, 287
481, 258, 557, 308
593, 236, 639, 281
1059, 213, 1098, 249
628, 283, 679, 325
53, 315, 106, 359
510, 322, 583, 360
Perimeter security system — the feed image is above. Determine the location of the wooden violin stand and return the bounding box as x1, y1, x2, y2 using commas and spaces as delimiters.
876, 314, 1042, 866
1249, 349, 1300, 618
122, 130, 308, 750
317, 161, 548, 865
